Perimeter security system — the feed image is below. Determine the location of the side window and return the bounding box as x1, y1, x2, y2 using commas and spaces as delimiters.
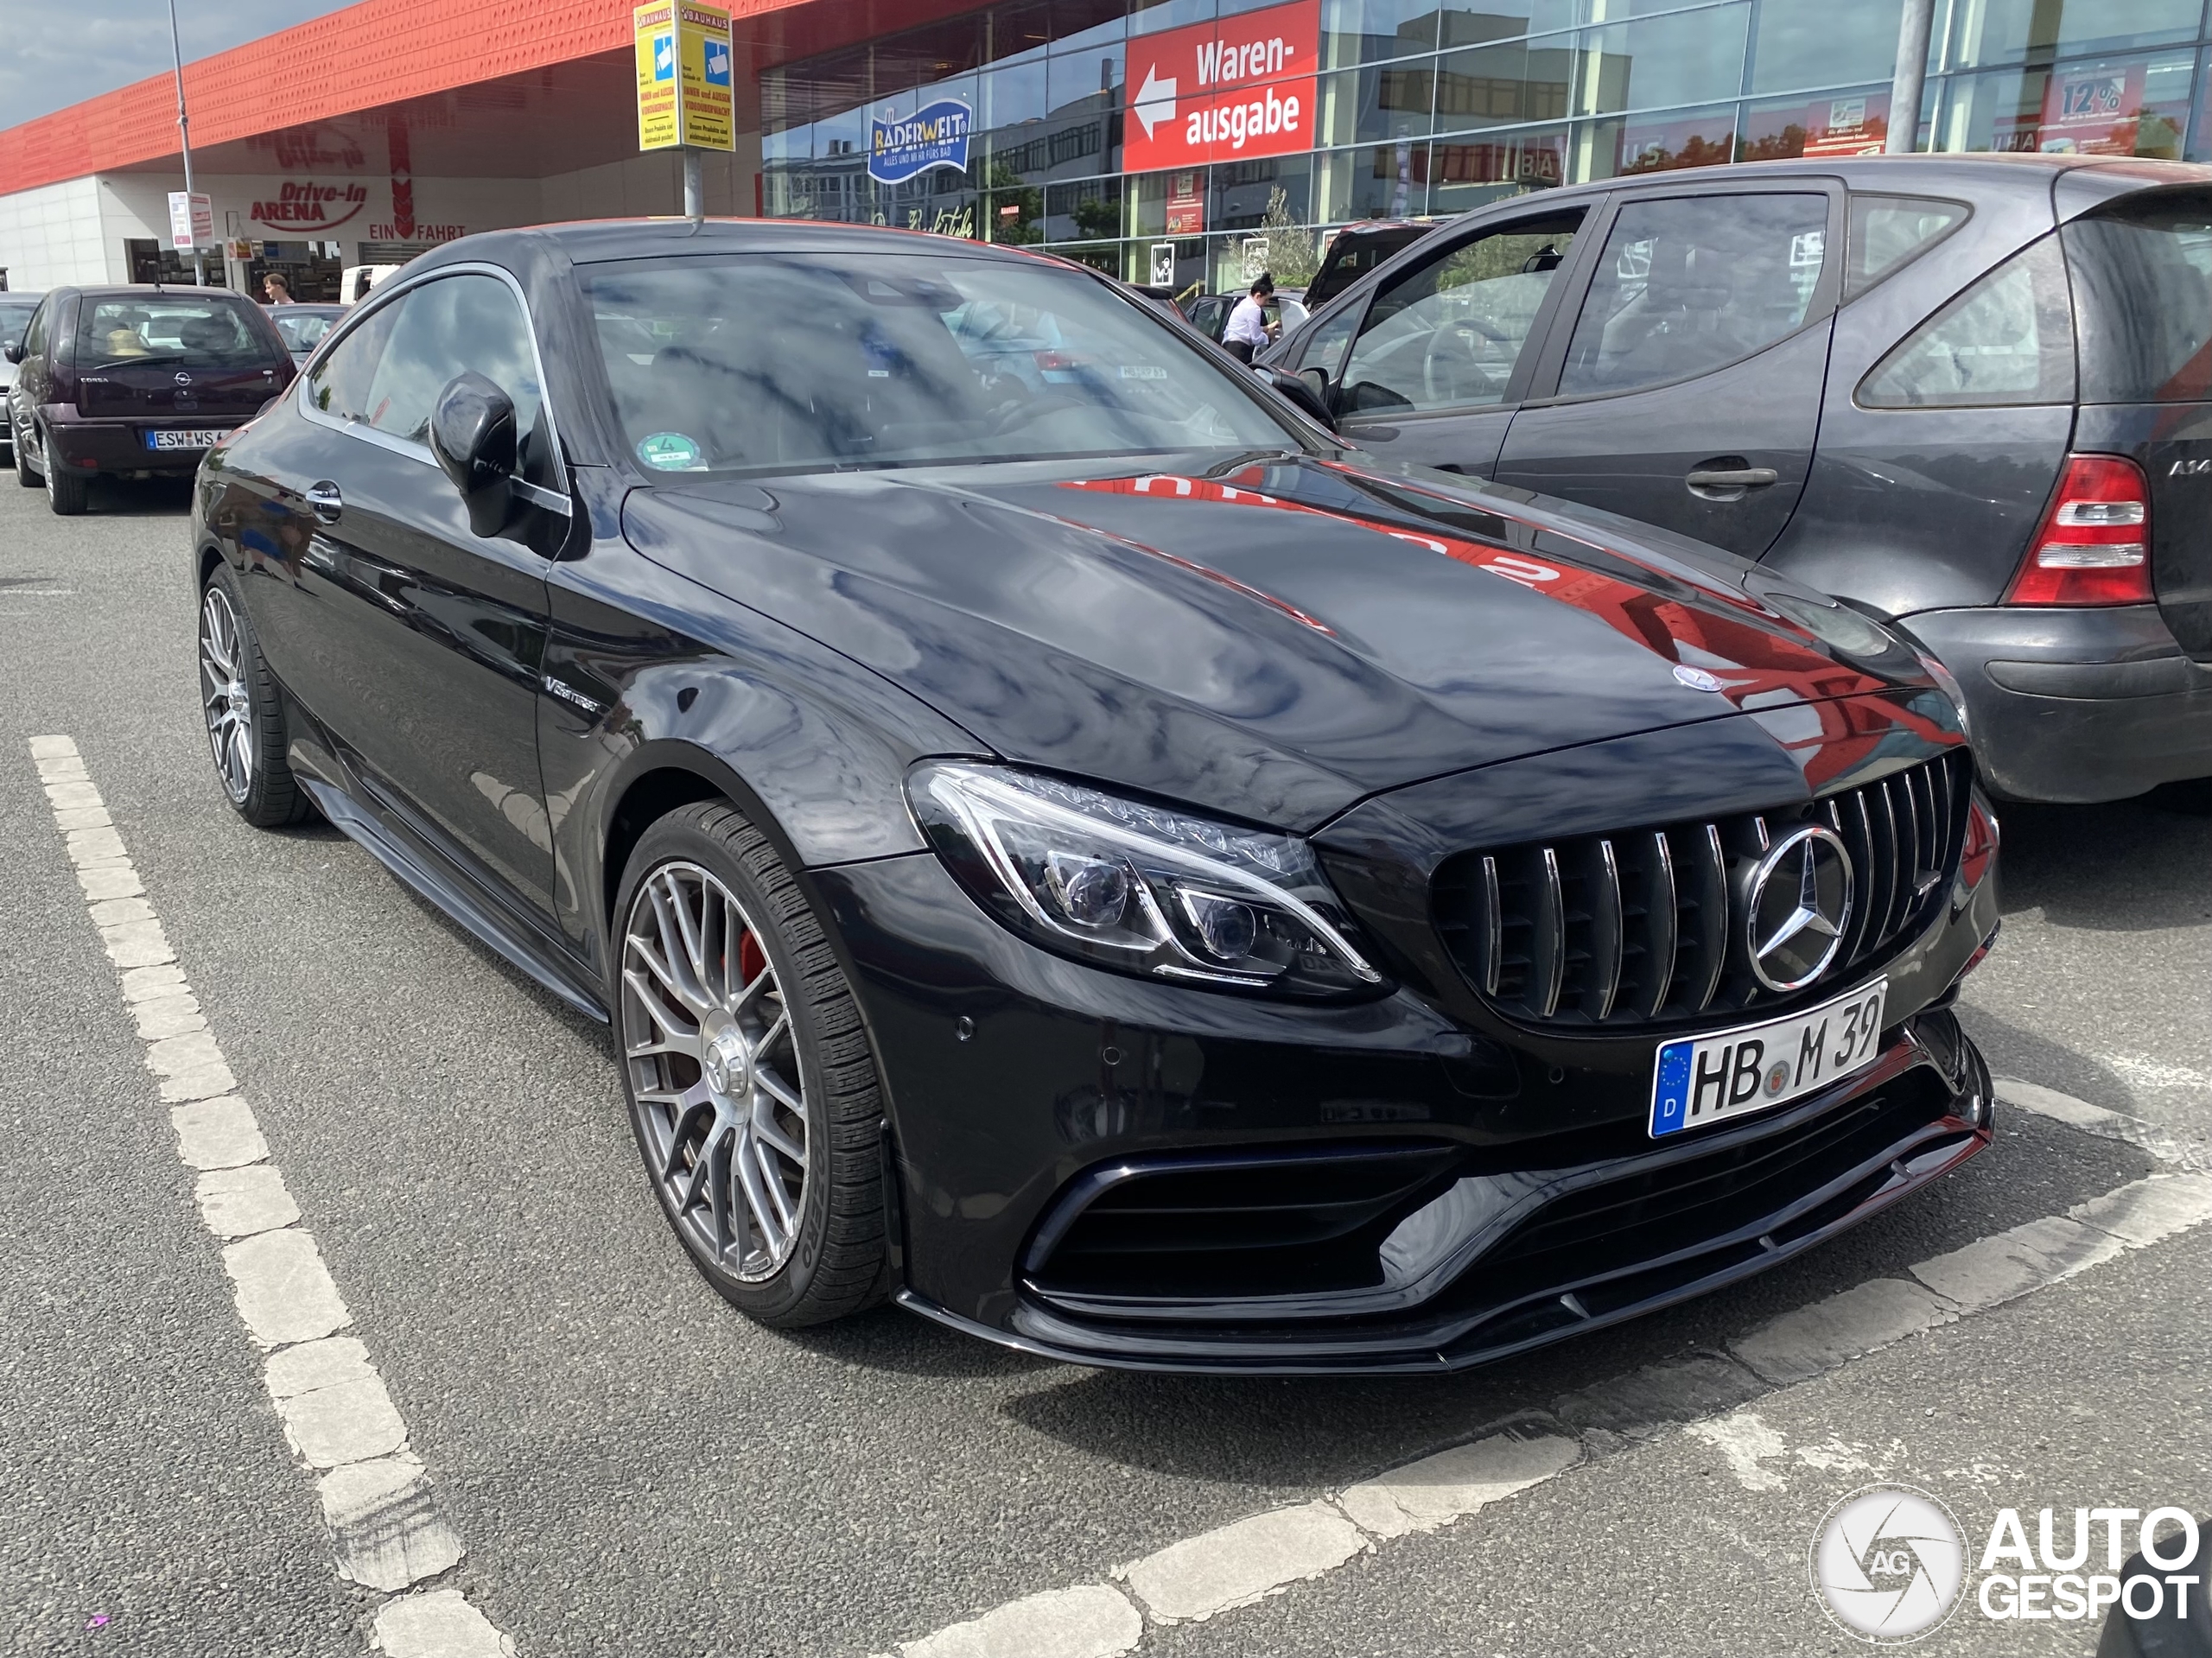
23, 299, 48, 359
1295, 303, 1360, 380
1338, 212, 1584, 416
305, 301, 402, 423
1847, 195, 1967, 297
1557, 194, 1831, 398
360, 275, 548, 476
1859, 236, 2075, 409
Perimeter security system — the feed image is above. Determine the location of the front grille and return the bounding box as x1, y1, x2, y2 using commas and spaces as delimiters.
1433, 750, 1969, 1032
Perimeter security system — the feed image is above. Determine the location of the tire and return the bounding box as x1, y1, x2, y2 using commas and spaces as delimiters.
199, 560, 309, 827
43, 434, 87, 515
613, 801, 892, 1327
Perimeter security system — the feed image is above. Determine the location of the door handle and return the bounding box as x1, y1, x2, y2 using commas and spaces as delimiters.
1685, 467, 1778, 490
305, 480, 343, 524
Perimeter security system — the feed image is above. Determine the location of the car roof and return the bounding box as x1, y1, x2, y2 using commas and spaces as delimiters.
72, 284, 257, 301
1508, 152, 2212, 213
411, 217, 1065, 275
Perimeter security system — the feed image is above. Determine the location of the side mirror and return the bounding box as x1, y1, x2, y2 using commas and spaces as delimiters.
2, 342, 22, 365
429, 371, 518, 539
1262, 367, 1336, 432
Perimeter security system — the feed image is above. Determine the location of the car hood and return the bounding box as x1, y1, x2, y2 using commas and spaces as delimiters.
620, 451, 1931, 831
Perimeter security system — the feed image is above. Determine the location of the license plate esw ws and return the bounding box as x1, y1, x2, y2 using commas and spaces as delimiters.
144, 429, 225, 451
1649, 979, 1887, 1139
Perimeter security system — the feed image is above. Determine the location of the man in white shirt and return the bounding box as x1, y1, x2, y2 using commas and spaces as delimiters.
1221, 272, 1274, 364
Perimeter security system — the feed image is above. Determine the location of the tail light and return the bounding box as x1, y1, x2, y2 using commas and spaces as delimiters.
2005, 455, 2154, 606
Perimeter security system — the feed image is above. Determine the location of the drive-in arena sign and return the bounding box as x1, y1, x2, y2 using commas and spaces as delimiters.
1123, 0, 1319, 172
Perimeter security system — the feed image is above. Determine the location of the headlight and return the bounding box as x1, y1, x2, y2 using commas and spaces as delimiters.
1910, 645, 1973, 742
907, 761, 1387, 999
1758, 588, 1901, 658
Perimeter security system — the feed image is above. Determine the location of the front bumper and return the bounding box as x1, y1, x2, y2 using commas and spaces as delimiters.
813, 833, 2000, 1375
1906, 604, 2212, 803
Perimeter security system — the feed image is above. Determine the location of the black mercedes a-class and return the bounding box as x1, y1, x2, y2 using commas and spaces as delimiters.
191, 219, 2002, 1373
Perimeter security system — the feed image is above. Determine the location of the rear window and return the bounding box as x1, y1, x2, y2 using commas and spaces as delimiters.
0, 300, 36, 353
272, 310, 338, 353
2065, 190, 2212, 403
74, 296, 283, 372
1859, 235, 2075, 409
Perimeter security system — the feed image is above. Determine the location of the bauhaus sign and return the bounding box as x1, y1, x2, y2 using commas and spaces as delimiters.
633, 1, 735, 152
1123, 0, 1319, 173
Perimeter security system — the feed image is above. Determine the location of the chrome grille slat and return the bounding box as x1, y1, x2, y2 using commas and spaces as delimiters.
1589, 839, 1623, 1022
1435, 752, 1971, 1032
1872, 777, 1904, 946
1478, 854, 1502, 996
1692, 823, 1727, 1013
1535, 847, 1566, 1019
1643, 829, 1677, 1019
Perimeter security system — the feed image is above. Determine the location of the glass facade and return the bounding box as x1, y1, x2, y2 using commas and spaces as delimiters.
762, 0, 2212, 290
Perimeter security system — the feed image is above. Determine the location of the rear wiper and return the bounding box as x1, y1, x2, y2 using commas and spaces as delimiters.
83, 353, 192, 370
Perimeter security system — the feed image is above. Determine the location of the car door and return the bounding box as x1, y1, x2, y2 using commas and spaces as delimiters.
1494, 182, 1844, 560
283, 269, 569, 918
1316, 201, 1599, 480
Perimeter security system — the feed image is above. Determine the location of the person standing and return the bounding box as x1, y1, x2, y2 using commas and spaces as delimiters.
261, 271, 293, 306
1221, 271, 1274, 365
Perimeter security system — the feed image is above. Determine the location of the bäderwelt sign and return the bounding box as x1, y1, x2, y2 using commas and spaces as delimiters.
869, 99, 973, 185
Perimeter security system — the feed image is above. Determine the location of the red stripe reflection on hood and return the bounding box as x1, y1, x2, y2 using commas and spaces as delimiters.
1058, 473, 1892, 713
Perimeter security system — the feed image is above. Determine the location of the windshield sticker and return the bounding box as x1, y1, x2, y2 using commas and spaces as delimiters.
637, 432, 704, 471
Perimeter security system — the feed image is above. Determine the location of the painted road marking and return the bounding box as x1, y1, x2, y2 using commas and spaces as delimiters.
868, 1081, 2212, 1657
29, 735, 512, 1658
1120, 1500, 1370, 1624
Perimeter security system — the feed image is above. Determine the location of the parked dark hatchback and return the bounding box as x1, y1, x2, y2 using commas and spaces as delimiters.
1265, 156, 2212, 804
7, 284, 294, 515
191, 220, 1999, 1373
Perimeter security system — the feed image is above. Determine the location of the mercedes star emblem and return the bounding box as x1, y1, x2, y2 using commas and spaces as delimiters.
1745, 824, 1853, 992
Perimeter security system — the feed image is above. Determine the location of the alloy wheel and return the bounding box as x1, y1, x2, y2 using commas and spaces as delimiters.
621, 860, 810, 1281
199, 585, 255, 804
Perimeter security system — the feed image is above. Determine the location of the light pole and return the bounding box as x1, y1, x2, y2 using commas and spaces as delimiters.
166, 0, 207, 284
1885, 0, 1936, 156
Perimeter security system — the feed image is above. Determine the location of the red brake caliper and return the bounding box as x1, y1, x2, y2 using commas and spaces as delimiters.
737, 931, 767, 988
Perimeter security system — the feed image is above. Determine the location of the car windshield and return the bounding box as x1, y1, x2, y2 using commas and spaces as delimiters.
0, 301, 35, 352
272, 310, 337, 353
582, 251, 1296, 478
74, 297, 280, 371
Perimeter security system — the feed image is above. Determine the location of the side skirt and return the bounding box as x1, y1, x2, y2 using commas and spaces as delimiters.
297, 776, 609, 1023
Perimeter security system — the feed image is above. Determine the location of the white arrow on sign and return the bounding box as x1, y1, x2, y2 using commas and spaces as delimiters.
1133, 64, 1178, 139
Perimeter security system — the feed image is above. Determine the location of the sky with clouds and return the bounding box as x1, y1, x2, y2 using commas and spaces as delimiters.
0, 1, 365, 132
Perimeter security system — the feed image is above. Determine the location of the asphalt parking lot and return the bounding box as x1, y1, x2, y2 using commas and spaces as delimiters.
2, 473, 2205, 1658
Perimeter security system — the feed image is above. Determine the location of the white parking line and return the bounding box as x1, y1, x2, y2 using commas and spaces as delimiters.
868, 1081, 2212, 1658
29, 736, 513, 1658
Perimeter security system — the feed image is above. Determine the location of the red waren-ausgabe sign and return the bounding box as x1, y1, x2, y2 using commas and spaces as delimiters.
1122, 0, 1320, 174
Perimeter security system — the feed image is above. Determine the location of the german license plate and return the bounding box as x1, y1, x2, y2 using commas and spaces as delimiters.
144, 429, 226, 451
1649, 979, 1887, 1139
